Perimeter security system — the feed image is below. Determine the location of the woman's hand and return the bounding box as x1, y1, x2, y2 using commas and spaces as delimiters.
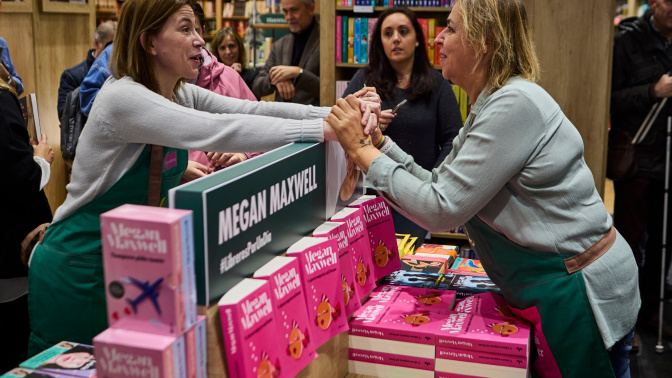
379, 109, 395, 132
353, 87, 382, 135
231, 62, 243, 74
206, 152, 247, 169
32, 133, 54, 164
183, 160, 212, 182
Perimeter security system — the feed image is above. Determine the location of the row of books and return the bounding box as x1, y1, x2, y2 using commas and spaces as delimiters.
338, 0, 456, 6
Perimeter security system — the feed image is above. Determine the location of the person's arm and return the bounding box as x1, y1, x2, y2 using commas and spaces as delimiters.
252, 42, 279, 98
80, 45, 112, 116
434, 79, 462, 168
610, 33, 657, 116
294, 55, 320, 99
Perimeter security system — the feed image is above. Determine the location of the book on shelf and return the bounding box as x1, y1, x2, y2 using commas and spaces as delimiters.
19, 342, 96, 378
204, 0, 216, 18
449, 274, 502, 298
354, 17, 361, 64
436, 347, 528, 377
413, 252, 455, 269
348, 359, 434, 378
414, 243, 459, 260
360, 18, 369, 65
400, 254, 449, 274
1, 368, 61, 378
349, 348, 435, 372
184, 315, 207, 378
349, 334, 435, 360
341, 16, 349, 63
347, 17, 354, 63
453, 292, 516, 320
336, 15, 342, 63
451, 257, 486, 274
335, 80, 350, 100
367, 284, 456, 313
380, 270, 455, 290
18, 93, 41, 144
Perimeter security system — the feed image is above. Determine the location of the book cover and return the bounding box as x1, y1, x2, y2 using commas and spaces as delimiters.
427, 19, 436, 65
94, 328, 187, 378
19, 342, 96, 378
184, 315, 207, 378
449, 274, 502, 298
368, 285, 456, 313
312, 221, 362, 315
218, 279, 283, 378
360, 18, 368, 64
335, 16, 342, 63
342, 16, 349, 63
436, 312, 531, 357
347, 18, 354, 63
18, 94, 40, 143
380, 270, 455, 290
453, 292, 515, 320
286, 237, 349, 348
348, 196, 401, 280
436, 346, 528, 370
354, 17, 361, 64
331, 207, 376, 299
451, 257, 487, 274
100, 204, 197, 336
253, 256, 318, 376
1, 368, 68, 378
400, 254, 447, 274
414, 244, 458, 260
349, 348, 434, 371
395, 233, 410, 252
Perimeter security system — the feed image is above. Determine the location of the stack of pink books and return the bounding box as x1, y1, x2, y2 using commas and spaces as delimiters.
94, 204, 206, 378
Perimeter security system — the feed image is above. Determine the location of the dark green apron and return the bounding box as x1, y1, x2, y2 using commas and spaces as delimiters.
463, 216, 615, 377
27, 146, 187, 355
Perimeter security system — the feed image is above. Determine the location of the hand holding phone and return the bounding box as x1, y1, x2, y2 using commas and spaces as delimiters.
391, 99, 408, 114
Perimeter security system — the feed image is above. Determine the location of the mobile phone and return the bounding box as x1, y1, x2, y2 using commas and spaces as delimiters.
391, 99, 408, 114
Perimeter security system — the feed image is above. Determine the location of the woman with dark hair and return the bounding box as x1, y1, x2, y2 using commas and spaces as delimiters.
211, 27, 257, 92
343, 7, 462, 247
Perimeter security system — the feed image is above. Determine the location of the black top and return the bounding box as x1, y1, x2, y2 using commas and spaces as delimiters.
57, 48, 96, 117
291, 17, 317, 67
0, 89, 52, 278
343, 69, 462, 171
240, 68, 258, 97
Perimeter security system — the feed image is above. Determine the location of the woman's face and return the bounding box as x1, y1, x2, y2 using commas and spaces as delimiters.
380, 13, 417, 66
52, 352, 94, 369
148, 5, 205, 82
218, 35, 239, 66
435, 5, 479, 87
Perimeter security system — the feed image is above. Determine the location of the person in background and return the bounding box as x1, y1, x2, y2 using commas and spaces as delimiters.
26, 0, 379, 354
57, 21, 116, 117
210, 27, 258, 94
328, 0, 639, 376
343, 7, 462, 247
0, 78, 53, 372
79, 43, 112, 117
0, 36, 24, 95
611, 0, 672, 339
252, 0, 319, 105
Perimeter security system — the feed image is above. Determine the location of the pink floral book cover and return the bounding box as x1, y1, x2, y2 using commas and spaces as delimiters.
435, 312, 530, 357
349, 301, 451, 345
436, 346, 528, 369
93, 328, 187, 378
312, 221, 362, 315
100, 204, 197, 336
368, 285, 456, 313
348, 195, 401, 281
19, 342, 96, 378
330, 207, 376, 299
286, 237, 349, 349
453, 292, 516, 320
253, 256, 318, 377
218, 279, 283, 378
348, 348, 434, 371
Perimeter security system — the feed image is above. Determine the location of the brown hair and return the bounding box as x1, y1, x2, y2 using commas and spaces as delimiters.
110, 0, 190, 94
0, 79, 17, 97
210, 27, 247, 67
457, 0, 540, 91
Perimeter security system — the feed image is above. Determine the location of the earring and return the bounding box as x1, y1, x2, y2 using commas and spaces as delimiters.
415, 42, 419, 47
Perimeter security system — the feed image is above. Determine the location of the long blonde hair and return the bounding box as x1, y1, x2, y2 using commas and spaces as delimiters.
457, 0, 540, 91
0, 79, 17, 97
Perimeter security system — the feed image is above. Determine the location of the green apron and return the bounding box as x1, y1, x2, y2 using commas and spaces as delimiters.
27, 146, 187, 355
463, 216, 614, 377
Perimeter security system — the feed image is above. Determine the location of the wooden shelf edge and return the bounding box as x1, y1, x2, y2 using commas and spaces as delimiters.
41, 0, 93, 14
222, 15, 251, 20
336, 6, 451, 12
336, 62, 366, 68
0, 0, 33, 13
249, 23, 289, 29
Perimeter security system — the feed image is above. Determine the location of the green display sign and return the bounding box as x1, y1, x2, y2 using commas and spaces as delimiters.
169, 143, 326, 305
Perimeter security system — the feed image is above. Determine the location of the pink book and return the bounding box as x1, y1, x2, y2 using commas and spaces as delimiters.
330, 207, 376, 298
368, 285, 456, 313
435, 312, 531, 357
348, 348, 434, 371
348, 196, 401, 280
286, 237, 349, 349
435, 372, 483, 378
349, 302, 450, 345
453, 292, 515, 319
100, 204, 197, 336
253, 256, 318, 377
218, 279, 283, 378
94, 328, 187, 378
335, 16, 342, 63
312, 221, 362, 315
436, 346, 528, 369
184, 315, 207, 378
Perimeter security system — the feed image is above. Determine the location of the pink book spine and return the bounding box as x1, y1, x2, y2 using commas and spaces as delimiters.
436, 313, 529, 357
336, 16, 342, 63
349, 348, 434, 371
436, 347, 528, 369
331, 210, 376, 298
219, 302, 245, 378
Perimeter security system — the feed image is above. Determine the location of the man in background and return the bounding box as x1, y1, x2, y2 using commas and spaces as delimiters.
57, 21, 116, 117
0, 36, 23, 96
252, 0, 319, 105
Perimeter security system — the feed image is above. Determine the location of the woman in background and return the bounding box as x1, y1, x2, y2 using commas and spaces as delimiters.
343, 7, 462, 247
211, 27, 257, 93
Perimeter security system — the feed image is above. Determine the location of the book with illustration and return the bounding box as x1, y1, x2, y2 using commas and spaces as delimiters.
331, 207, 376, 299
100, 204, 197, 336
414, 244, 459, 260
449, 274, 502, 298
313, 221, 361, 315
451, 257, 487, 274
453, 292, 515, 320
400, 254, 449, 274
380, 270, 455, 290
19, 342, 96, 378
348, 195, 401, 280
218, 279, 283, 378
253, 256, 318, 376
1, 368, 67, 377
367, 285, 456, 314
287, 237, 349, 349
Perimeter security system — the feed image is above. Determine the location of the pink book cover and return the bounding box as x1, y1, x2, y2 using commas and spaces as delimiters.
349, 302, 450, 345
335, 16, 342, 63
287, 237, 349, 349
184, 315, 207, 378
312, 221, 362, 315
330, 208, 376, 302
368, 285, 456, 313
253, 256, 318, 377
93, 328, 187, 378
218, 279, 283, 378
348, 348, 434, 371
453, 292, 515, 319
436, 346, 528, 369
436, 312, 530, 357
100, 204, 197, 336
348, 196, 401, 281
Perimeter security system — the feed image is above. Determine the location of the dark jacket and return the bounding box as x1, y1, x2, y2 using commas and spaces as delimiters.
612, 10, 672, 179
0, 89, 52, 279
57, 49, 96, 117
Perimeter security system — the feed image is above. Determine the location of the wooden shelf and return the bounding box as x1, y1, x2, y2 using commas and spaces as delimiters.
335, 62, 443, 71
222, 15, 251, 20
431, 232, 468, 240
0, 0, 33, 13
41, 0, 92, 14
336, 6, 451, 12
249, 23, 289, 29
